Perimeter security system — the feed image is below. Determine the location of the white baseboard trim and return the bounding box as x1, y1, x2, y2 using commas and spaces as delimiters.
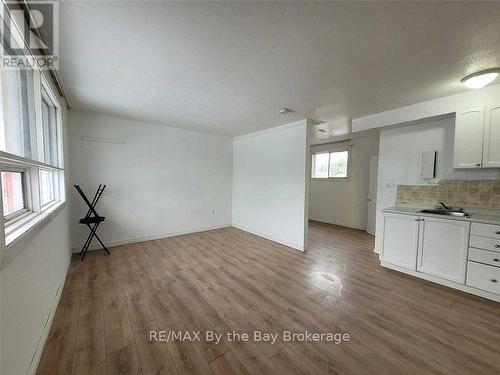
309, 219, 367, 231
27, 258, 70, 375
381, 261, 500, 303
71, 224, 232, 253
232, 224, 304, 252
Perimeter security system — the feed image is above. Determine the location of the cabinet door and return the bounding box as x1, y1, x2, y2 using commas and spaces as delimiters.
482, 105, 500, 168
454, 106, 484, 168
417, 217, 470, 283
381, 213, 419, 270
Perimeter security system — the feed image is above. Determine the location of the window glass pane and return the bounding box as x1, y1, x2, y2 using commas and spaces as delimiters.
313, 153, 329, 178
41, 89, 58, 166
0, 69, 36, 159
39, 169, 55, 206
1, 171, 25, 216
329, 151, 348, 178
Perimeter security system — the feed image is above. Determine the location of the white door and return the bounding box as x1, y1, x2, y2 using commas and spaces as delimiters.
381, 213, 419, 270
482, 105, 500, 168
453, 106, 484, 168
366, 155, 378, 235
417, 217, 470, 284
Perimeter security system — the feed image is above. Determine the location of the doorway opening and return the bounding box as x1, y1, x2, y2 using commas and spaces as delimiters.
306, 130, 380, 252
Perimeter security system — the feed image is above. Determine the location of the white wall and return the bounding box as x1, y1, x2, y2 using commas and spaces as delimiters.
68, 110, 233, 249
375, 116, 500, 252
1, 109, 72, 375
232, 120, 309, 251
1, 209, 71, 375
309, 135, 379, 230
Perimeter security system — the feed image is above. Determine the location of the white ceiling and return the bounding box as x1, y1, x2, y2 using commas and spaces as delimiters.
59, 1, 500, 137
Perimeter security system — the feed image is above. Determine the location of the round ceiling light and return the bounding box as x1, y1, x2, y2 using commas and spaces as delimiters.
461, 68, 500, 89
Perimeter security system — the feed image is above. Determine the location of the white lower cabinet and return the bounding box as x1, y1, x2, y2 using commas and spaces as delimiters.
417, 217, 470, 284
381, 213, 470, 283
381, 211, 500, 301
381, 213, 419, 270
467, 262, 500, 294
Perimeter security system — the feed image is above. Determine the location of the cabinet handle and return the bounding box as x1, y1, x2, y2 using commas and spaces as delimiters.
493, 258, 500, 262
415, 218, 420, 221
496, 231, 500, 235
491, 279, 498, 283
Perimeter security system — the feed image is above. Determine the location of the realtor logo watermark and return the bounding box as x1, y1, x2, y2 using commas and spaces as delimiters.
149, 329, 351, 345
1, 1, 59, 69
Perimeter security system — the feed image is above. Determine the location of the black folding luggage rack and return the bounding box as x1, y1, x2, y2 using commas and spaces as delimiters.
74, 184, 110, 260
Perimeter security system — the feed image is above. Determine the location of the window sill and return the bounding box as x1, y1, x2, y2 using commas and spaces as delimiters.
3, 201, 66, 264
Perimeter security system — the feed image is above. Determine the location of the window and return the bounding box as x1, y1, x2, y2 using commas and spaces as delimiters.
41, 87, 58, 166
312, 152, 329, 178
1, 170, 26, 219
329, 150, 349, 178
0, 71, 64, 245
311, 150, 349, 179
0, 69, 36, 159
39, 169, 56, 207
0, 5, 65, 249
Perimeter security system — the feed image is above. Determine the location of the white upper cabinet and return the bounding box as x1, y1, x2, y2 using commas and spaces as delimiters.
381, 213, 419, 270
454, 106, 485, 168
417, 217, 470, 284
482, 105, 500, 168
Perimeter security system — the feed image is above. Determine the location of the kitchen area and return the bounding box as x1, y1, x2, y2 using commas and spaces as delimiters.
352, 82, 500, 303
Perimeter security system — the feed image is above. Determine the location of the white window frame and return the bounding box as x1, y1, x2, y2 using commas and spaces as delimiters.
0, 68, 65, 250
1, 166, 30, 223
39, 169, 60, 210
311, 148, 351, 179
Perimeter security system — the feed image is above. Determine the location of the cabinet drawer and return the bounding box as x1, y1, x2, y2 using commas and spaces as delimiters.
467, 261, 500, 294
471, 222, 500, 239
468, 248, 500, 268
469, 235, 500, 253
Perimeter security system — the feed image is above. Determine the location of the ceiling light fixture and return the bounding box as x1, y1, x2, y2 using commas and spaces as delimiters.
461, 68, 500, 89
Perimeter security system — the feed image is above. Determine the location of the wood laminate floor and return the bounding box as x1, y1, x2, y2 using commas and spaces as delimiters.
37, 222, 500, 375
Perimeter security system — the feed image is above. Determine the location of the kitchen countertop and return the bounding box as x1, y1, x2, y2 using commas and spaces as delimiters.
382, 205, 500, 226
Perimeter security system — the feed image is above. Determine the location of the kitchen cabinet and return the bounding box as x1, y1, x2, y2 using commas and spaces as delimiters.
466, 221, 500, 294
381, 213, 470, 282
381, 210, 500, 302
482, 105, 500, 168
453, 106, 484, 168
417, 216, 470, 283
454, 104, 500, 169
467, 262, 500, 295
381, 213, 419, 270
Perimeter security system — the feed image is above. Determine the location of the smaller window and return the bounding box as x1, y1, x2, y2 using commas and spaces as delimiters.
40, 87, 59, 166
1, 170, 27, 220
329, 150, 348, 178
312, 150, 349, 179
39, 169, 56, 207
313, 152, 329, 178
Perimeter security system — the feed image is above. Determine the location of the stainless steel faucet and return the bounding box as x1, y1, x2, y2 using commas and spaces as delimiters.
438, 202, 449, 210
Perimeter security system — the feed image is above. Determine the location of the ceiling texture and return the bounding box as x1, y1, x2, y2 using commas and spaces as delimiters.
59, 1, 500, 138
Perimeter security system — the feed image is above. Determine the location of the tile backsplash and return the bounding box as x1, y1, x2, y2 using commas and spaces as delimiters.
396, 180, 500, 209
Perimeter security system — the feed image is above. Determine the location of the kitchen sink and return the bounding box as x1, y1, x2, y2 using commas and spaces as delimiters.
419, 209, 471, 217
